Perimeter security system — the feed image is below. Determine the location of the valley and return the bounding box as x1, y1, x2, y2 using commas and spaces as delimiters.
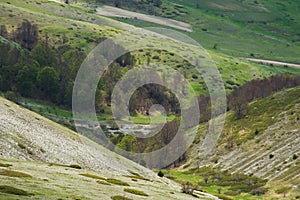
0, 0, 299, 199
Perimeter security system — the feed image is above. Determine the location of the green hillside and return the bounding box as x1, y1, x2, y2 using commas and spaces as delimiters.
94, 0, 300, 63
0, 0, 300, 199
182, 85, 300, 199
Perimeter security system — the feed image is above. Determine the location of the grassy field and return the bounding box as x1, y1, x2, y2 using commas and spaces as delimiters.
161, 167, 266, 200
101, 0, 300, 63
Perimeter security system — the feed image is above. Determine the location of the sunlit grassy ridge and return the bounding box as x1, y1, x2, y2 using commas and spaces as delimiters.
101, 0, 300, 63
186, 85, 300, 199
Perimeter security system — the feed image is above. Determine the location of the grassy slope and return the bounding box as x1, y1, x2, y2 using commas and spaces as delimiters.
0, 96, 217, 200
184, 85, 300, 199
104, 0, 300, 63
1, 0, 300, 97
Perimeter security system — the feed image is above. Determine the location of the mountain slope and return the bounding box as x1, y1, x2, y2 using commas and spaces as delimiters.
186, 85, 300, 198
0, 96, 217, 199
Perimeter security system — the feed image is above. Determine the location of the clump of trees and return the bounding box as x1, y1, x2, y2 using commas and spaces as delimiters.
181, 181, 198, 196
227, 74, 300, 119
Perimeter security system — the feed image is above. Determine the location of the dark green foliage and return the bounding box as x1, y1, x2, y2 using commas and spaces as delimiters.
123, 188, 148, 196
293, 154, 298, 160
0, 185, 32, 196
31, 44, 57, 68
68, 164, 82, 169
4, 91, 18, 102
173, 167, 267, 196
16, 65, 39, 97
37, 67, 59, 101
157, 170, 164, 177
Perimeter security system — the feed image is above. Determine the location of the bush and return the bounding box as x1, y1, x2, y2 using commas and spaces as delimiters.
0, 170, 31, 178
157, 171, 164, 177
250, 188, 266, 196
0, 185, 32, 196
111, 196, 133, 200
18, 143, 26, 149
0, 162, 12, 167
106, 178, 130, 186
124, 188, 148, 196
96, 180, 110, 185
79, 173, 106, 180
275, 186, 291, 194
5, 91, 18, 102
293, 154, 298, 160
68, 164, 82, 169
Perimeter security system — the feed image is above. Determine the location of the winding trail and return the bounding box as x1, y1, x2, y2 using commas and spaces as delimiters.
242, 58, 300, 70
96, 5, 192, 32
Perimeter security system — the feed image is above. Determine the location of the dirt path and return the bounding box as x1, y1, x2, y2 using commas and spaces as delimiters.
96, 6, 192, 32
242, 58, 300, 70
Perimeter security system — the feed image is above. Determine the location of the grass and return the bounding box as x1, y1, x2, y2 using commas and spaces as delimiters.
124, 175, 150, 182
123, 188, 149, 196
17, 142, 26, 149
218, 85, 300, 148
96, 180, 111, 185
48, 163, 82, 169
162, 166, 267, 200
106, 178, 130, 186
0, 185, 32, 196
104, 0, 300, 63
111, 196, 133, 200
80, 173, 106, 180
0, 170, 32, 178
0, 163, 12, 167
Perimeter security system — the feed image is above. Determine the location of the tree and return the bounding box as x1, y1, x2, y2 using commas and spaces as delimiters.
37, 67, 59, 101
153, 0, 162, 7
16, 65, 39, 97
12, 20, 38, 50
181, 182, 198, 195
31, 44, 57, 68
0, 25, 8, 38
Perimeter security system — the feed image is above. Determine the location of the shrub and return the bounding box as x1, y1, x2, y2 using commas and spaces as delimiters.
0, 162, 12, 167
96, 180, 110, 185
293, 154, 298, 160
0, 170, 31, 178
5, 91, 18, 102
250, 188, 266, 196
68, 164, 82, 169
106, 178, 130, 186
157, 171, 164, 177
275, 186, 291, 194
80, 173, 106, 180
124, 188, 148, 196
0, 185, 32, 196
111, 196, 133, 200
18, 143, 26, 149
